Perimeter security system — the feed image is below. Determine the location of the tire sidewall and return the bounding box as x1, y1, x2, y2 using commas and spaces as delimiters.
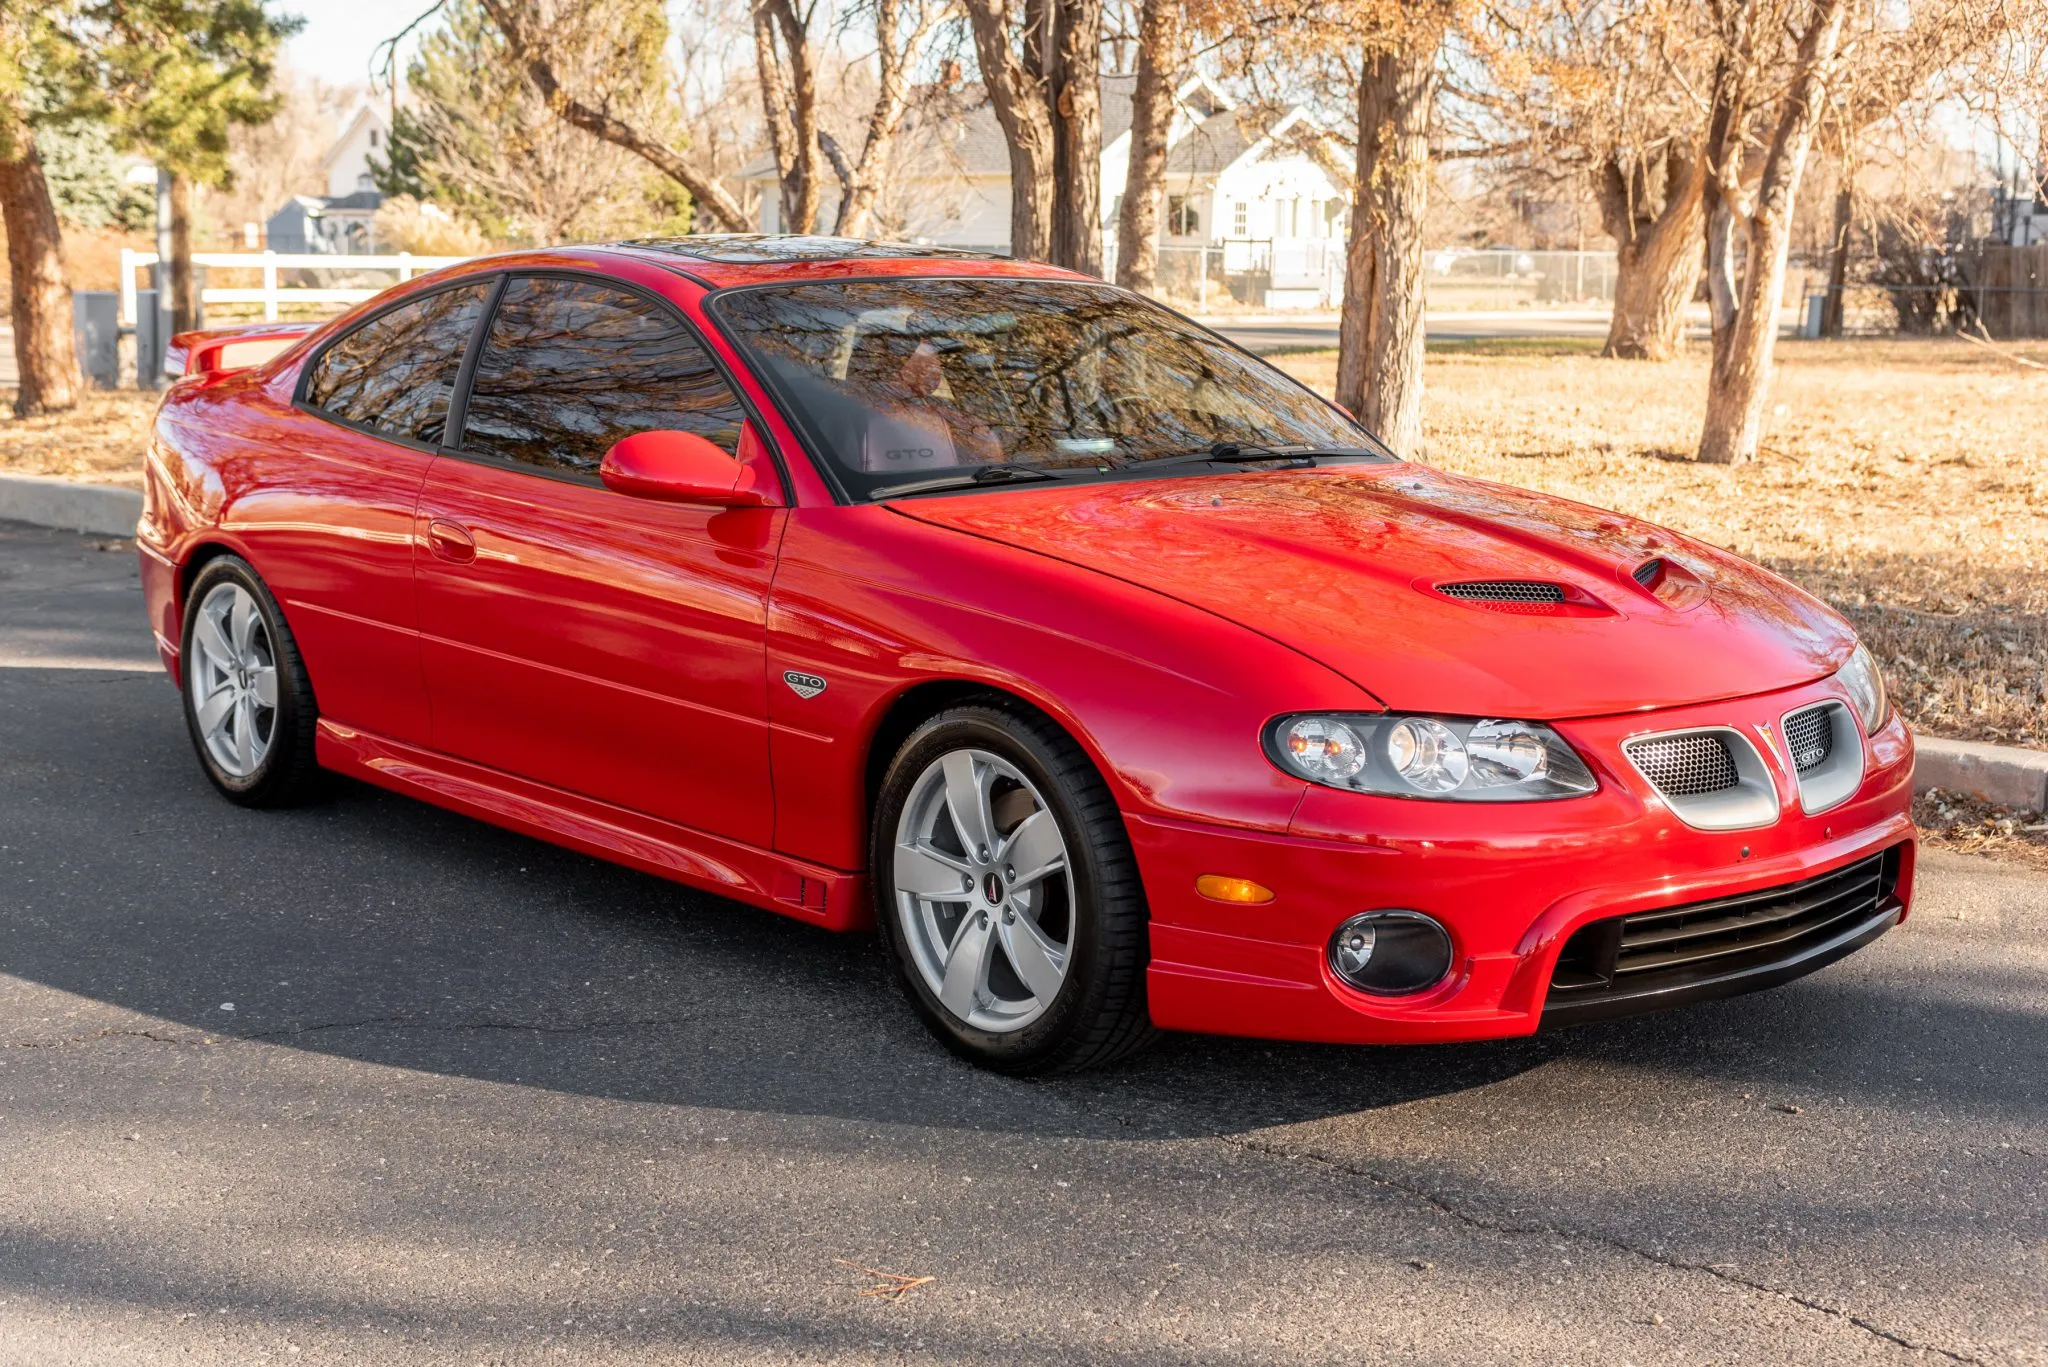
180, 556, 303, 801
872, 707, 1116, 1071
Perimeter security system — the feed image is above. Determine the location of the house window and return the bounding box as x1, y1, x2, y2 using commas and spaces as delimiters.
1232, 201, 1247, 236
368, 129, 380, 148
1167, 196, 1200, 237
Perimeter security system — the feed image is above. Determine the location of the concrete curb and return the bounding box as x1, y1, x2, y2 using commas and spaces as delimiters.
1913, 735, 2048, 811
0, 474, 142, 539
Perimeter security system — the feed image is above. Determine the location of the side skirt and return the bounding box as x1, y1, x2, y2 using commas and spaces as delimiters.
315, 719, 871, 932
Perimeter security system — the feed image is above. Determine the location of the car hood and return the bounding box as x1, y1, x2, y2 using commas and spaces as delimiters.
891, 463, 1855, 719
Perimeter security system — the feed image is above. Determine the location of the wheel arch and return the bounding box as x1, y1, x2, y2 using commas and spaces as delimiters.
860, 678, 1126, 832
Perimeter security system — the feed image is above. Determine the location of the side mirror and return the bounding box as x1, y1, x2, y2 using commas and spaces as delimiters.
599, 427, 777, 507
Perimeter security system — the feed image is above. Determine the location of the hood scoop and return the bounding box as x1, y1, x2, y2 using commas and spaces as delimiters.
1427, 578, 1614, 618
1630, 556, 1709, 610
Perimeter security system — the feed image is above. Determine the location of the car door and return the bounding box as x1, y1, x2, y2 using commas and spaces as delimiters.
413, 271, 785, 849
262, 279, 492, 746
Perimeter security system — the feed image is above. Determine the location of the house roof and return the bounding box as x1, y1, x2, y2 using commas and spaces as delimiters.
319, 102, 392, 174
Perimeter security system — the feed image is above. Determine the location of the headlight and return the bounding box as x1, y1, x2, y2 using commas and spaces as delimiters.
1267, 713, 1597, 801
1837, 643, 1889, 733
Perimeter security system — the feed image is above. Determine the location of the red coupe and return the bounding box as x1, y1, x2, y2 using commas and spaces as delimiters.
139, 237, 1915, 1073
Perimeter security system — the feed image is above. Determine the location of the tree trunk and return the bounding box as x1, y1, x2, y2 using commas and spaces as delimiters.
962, 0, 1058, 261
1697, 0, 1847, 466
1598, 148, 1705, 360
754, 0, 820, 235
831, 0, 934, 238
0, 120, 78, 417
1335, 32, 1440, 458
168, 173, 199, 336
1114, 0, 1178, 293
1818, 175, 1851, 338
1048, 0, 1102, 274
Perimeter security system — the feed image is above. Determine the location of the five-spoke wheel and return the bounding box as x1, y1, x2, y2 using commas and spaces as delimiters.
874, 702, 1154, 1073
186, 580, 279, 778
893, 747, 1074, 1033
179, 555, 323, 807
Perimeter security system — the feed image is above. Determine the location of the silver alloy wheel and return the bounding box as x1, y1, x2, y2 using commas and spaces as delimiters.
186, 581, 279, 779
893, 747, 1074, 1033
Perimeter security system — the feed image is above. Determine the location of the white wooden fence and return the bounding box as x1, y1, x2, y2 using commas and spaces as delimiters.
118, 250, 477, 326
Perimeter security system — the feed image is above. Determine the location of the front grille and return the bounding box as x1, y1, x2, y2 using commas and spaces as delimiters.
1783, 705, 1834, 773
1547, 848, 1902, 1013
1437, 580, 1566, 604
1625, 732, 1739, 797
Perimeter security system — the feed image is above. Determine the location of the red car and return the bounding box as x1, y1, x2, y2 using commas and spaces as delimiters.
139, 237, 1915, 1073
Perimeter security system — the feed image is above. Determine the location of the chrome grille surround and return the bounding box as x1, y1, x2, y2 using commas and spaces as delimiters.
1436, 580, 1567, 604
1623, 726, 1781, 832
1778, 699, 1863, 815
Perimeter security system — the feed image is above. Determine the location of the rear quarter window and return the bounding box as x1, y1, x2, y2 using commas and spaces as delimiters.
303, 282, 490, 445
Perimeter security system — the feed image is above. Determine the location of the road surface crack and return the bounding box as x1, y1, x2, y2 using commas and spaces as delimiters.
3, 1027, 207, 1050
242, 1014, 701, 1040
1221, 1134, 1983, 1365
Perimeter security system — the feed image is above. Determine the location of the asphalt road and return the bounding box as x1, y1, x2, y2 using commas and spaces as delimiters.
2, 520, 2044, 1366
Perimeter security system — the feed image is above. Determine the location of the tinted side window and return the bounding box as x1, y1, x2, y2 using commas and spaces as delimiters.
304, 283, 489, 444
459, 276, 746, 478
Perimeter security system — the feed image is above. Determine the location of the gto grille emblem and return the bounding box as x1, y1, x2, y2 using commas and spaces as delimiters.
783, 670, 828, 700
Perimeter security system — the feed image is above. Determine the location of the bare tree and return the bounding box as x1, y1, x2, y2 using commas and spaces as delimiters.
754, 0, 823, 233
475, 0, 753, 231
1694, 0, 1847, 464
1336, 5, 1452, 456
823, 0, 950, 237
959, 0, 1103, 269
1114, 0, 1181, 291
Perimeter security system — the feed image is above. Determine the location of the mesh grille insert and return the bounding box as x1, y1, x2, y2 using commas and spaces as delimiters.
1437, 580, 1567, 604
1625, 732, 1740, 797
1632, 558, 1664, 586
1783, 706, 1834, 773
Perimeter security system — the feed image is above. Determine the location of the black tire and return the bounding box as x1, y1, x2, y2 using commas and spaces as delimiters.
179, 554, 325, 808
872, 699, 1156, 1074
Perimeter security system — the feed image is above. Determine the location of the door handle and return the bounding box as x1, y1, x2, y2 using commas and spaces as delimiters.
426, 518, 477, 564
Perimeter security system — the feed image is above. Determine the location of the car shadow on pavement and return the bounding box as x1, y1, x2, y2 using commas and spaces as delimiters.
4, 674, 2041, 1147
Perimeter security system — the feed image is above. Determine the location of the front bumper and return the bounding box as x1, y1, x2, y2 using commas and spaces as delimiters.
1134, 677, 1917, 1045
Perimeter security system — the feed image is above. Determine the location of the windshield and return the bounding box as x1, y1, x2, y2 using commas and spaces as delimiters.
710, 278, 1386, 499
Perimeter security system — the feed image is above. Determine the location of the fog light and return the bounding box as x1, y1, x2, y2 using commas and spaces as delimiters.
1326, 911, 1453, 996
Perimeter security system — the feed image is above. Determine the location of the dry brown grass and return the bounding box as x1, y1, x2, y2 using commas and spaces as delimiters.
6, 338, 2043, 750
1914, 790, 2048, 872
1273, 338, 2048, 750
0, 387, 157, 488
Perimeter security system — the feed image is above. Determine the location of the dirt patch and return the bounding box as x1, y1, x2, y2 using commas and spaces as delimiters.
1913, 790, 2048, 872
0, 388, 157, 488
1272, 338, 2048, 750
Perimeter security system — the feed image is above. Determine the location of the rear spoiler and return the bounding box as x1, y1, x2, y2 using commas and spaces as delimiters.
165, 321, 319, 379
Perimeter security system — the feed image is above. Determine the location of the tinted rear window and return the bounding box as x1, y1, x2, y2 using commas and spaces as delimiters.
304, 283, 489, 445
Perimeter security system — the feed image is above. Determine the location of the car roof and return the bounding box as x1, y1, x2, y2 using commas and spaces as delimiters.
597, 234, 1096, 289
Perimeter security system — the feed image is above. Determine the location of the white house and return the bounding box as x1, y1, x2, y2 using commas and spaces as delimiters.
322, 102, 393, 199
265, 102, 392, 254
744, 75, 1349, 308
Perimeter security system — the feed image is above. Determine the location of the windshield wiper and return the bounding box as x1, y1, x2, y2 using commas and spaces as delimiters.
1145, 441, 1392, 470
869, 463, 1059, 499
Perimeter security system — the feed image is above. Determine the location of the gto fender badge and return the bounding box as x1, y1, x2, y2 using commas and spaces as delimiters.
783, 670, 828, 700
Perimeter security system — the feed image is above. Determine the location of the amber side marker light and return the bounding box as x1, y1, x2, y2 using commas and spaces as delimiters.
1196, 875, 1275, 904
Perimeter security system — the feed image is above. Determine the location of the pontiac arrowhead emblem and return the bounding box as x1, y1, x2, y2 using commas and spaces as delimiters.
1753, 721, 1781, 767
783, 670, 827, 700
